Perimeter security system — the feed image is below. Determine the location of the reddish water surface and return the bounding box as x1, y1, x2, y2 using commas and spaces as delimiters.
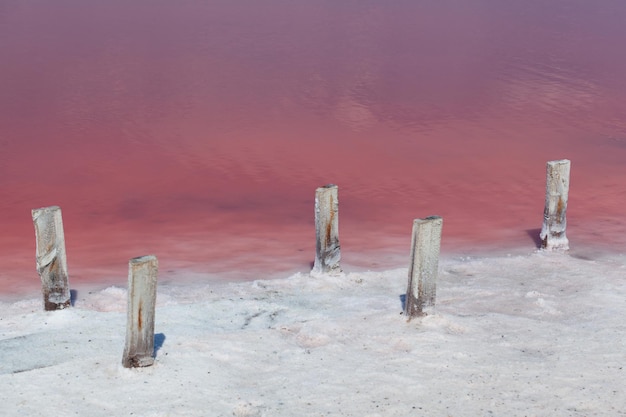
2, 1, 626, 294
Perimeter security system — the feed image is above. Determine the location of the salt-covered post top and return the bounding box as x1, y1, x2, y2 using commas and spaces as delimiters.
540, 159, 570, 251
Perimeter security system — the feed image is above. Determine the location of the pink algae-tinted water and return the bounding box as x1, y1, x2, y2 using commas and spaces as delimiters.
2, 1, 626, 294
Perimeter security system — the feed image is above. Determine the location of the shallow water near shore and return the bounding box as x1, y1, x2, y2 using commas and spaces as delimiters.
2, 1, 626, 294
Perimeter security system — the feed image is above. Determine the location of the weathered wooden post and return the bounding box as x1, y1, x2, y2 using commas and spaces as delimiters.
122, 255, 158, 368
312, 184, 341, 275
540, 159, 570, 251
405, 216, 443, 319
31, 206, 71, 310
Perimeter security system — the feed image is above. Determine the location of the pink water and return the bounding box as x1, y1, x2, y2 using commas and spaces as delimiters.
2, 1, 626, 295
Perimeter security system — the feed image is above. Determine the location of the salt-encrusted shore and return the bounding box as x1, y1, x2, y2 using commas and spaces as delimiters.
1, 251, 625, 416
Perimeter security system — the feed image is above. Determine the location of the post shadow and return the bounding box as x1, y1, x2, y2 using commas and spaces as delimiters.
153, 333, 166, 357
526, 228, 543, 249
399, 294, 407, 312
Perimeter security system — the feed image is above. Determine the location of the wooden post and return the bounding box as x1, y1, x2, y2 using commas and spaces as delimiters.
31, 206, 71, 311
312, 184, 341, 275
405, 216, 443, 319
122, 255, 158, 368
540, 159, 570, 251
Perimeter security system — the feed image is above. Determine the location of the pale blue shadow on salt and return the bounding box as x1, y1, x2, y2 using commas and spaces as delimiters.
153, 333, 166, 358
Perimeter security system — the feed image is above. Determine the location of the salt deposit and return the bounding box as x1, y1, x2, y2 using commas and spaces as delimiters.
1, 250, 624, 416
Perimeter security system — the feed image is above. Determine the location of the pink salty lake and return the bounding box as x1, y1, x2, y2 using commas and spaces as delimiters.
1, 1, 626, 295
